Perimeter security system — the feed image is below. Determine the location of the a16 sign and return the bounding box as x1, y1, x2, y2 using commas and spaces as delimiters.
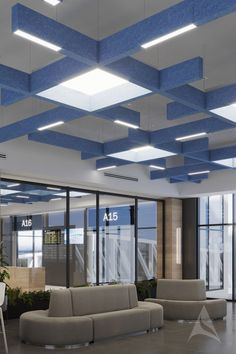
21, 218, 32, 228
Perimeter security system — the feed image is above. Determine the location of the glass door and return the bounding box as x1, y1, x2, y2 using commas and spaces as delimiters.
99, 195, 135, 284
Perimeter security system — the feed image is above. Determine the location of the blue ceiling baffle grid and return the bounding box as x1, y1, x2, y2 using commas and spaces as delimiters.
0, 1, 236, 183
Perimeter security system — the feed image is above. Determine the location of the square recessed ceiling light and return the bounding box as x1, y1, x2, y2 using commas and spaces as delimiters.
0, 189, 20, 196
108, 146, 175, 162
43, 0, 62, 6
213, 158, 236, 168
37, 69, 151, 112
61, 69, 128, 96
210, 104, 236, 123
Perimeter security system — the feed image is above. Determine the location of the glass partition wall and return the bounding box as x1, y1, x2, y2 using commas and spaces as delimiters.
198, 194, 233, 300
0, 179, 164, 290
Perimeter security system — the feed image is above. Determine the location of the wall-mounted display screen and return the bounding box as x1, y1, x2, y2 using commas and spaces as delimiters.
43, 229, 62, 245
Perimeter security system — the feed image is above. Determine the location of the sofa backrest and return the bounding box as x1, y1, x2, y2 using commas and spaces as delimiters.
70, 284, 138, 316
48, 289, 73, 317
157, 279, 206, 301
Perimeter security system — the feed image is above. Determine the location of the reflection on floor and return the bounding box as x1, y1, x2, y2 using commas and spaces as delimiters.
2, 303, 235, 354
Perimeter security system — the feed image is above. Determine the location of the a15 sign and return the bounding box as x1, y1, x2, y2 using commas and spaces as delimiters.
103, 211, 119, 222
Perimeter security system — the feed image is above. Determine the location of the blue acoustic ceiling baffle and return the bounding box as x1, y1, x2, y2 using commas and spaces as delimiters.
0, 0, 235, 183
12, 4, 98, 64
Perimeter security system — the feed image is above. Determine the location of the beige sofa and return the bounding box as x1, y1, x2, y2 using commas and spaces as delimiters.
145, 279, 227, 320
20, 284, 163, 346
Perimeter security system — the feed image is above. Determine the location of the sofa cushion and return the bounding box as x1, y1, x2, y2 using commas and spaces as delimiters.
137, 301, 163, 329
48, 289, 73, 317
70, 285, 130, 316
146, 298, 226, 320
157, 279, 206, 301
20, 310, 93, 346
88, 308, 150, 340
127, 284, 138, 308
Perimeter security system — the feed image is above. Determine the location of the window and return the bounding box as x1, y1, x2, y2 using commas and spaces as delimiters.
198, 194, 233, 300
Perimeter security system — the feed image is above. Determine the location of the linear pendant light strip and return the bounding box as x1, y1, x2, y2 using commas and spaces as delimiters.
14, 30, 61, 52
141, 24, 197, 49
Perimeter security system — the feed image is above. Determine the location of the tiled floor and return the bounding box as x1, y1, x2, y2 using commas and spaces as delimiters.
2, 303, 235, 354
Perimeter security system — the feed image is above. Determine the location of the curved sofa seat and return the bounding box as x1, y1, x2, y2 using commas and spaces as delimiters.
145, 298, 226, 320
20, 310, 93, 346
19, 284, 163, 346
145, 279, 227, 321
137, 301, 163, 328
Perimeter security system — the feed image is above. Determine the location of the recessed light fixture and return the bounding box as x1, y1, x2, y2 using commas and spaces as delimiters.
61, 69, 128, 96
188, 170, 210, 176
213, 158, 236, 168
141, 24, 197, 49
8, 183, 20, 188
149, 165, 165, 170
114, 120, 139, 129
14, 30, 61, 52
97, 165, 117, 171
130, 145, 153, 152
43, 0, 62, 6
109, 146, 175, 162
0, 189, 20, 196
16, 195, 30, 199
47, 187, 62, 191
175, 132, 207, 142
38, 121, 64, 131
210, 104, 236, 123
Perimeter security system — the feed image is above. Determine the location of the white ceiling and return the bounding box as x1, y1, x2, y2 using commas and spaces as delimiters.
0, 0, 236, 197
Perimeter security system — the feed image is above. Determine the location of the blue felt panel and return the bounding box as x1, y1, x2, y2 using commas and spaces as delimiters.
185, 150, 210, 162
150, 117, 234, 145
166, 84, 205, 111
169, 177, 187, 183
155, 142, 182, 154
0, 107, 84, 142
96, 157, 132, 169
170, 175, 205, 183
182, 137, 209, 153
99, 0, 236, 64
0, 89, 27, 106
104, 138, 140, 155
141, 158, 166, 168
150, 162, 226, 180
160, 57, 203, 91
107, 57, 159, 92
184, 156, 209, 165
167, 102, 198, 120
189, 173, 209, 182
28, 130, 103, 155
95, 106, 140, 126
80, 152, 98, 160
193, 0, 236, 25
31, 58, 91, 93
128, 129, 150, 145
99, 1, 194, 64
12, 4, 98, 64
210, 145, 236, 161
206, 84, 236, 110
0, 64, 29, 93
